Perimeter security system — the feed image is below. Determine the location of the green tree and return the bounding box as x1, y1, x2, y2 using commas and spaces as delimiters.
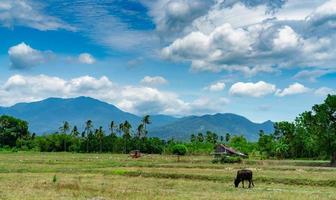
190, 134, 196, 143
96, 126, 105, 153
136, 124, 144, 138
311, 95, 336, 166
70, 126, 79, 137
197, 133, 204, 143
172, 144, 187, 161
258, 131, 275, 158
274, 138, 289, 159
109, 121, 117, 136
0, 115, 29, 148
141, 115, 151, 138
225, 133, 231, 143
59, 121, 70, 151
206, 131, 218, 144
229, 135, 251, 155
120, 121, 132, 153
84, 120, 93, 152
274, 122, 295, 157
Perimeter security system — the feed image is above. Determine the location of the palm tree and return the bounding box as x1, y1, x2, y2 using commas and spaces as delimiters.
225, 133, 231, 143
71, 126, 79, 137
84, 120, 93, 153
123, 121, 132, 138
136, 124, 145, 150
96, 126, 105, 153
118, 123, 124, 137
109, 121, 116, 136
59, 121, 70, 151
137, 124, 144, 138
120, 121, 132, 153
141, 115, 151, 138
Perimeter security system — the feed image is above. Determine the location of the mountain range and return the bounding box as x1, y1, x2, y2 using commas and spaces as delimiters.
0, 97, 274, 141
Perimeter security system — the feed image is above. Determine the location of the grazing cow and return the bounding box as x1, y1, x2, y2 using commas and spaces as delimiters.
234, 169, 254, 188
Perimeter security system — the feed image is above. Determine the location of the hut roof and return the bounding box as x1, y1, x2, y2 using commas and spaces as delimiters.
214, 144, 247, 157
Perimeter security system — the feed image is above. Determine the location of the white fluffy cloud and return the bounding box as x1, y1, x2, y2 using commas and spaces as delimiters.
0, 0, 74, 31
8, 43, 98, 69
275, 83, 310, 97
145, 0, 213, 41
273, 26, 300, 51
205, 81, 226, 92
8, 42, 52, 69
0, 74, 228, 116
140, 76, 168, 86
78, 53, 95, 64
158, 0, 336, 75
229, 81, 276, 97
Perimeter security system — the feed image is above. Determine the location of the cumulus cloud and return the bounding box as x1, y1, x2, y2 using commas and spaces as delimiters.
205, 81, 226, 92
8, 42, 52, 69
0, 74, 227, 116
78, 53, 95, 64
273, 26, 300, 51
145, 0, 213, 41
8, 43, 99, 68
140, 76, 168, 86
0, 0, 74, 31
158, 0, 336, 75
229, 81, 276, 97
307, 0, 336, 29
275, 83, 310, 97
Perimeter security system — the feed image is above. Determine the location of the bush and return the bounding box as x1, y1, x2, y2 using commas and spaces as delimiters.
172, 144, 187, 156
212, 155, 242, 164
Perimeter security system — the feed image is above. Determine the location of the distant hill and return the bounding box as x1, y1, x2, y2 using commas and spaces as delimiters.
0, 97, 274, 140
0, 97, 177, 134
149, 113, 274, 141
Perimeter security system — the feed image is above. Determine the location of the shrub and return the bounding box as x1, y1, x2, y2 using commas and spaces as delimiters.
172, 144, 187, 156
172, 144, 187, 161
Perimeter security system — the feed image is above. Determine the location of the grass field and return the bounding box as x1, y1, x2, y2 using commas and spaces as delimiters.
0, 152, 335, 199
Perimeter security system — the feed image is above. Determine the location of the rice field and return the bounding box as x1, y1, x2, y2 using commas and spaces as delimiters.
0, 152, 335, 200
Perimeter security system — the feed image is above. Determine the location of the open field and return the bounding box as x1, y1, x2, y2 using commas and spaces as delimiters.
0, 152, 335, 200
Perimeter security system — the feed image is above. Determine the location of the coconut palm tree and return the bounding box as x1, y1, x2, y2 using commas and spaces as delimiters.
96, 126, 105, 153
109, 121, 116, 136
84, 120, 93, 152
59, 121, 70, 151
71, 126, 79, 137
136, 124, 144, 138
141, 115, 151, 138
120, 120, 132, 153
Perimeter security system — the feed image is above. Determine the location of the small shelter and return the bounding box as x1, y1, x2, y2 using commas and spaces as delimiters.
129, 150, 141, 158
213, 144, 247, 158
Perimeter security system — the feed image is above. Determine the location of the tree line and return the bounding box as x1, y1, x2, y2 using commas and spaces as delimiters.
257, 94, 336, 166
187, 95, 336, 165
0, 115, 164, 154
0, 95, 335, 165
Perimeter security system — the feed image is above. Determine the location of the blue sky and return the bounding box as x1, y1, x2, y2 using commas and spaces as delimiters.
0, 0, 335, 122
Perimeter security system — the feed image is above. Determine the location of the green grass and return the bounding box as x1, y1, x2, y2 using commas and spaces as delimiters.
0, 152, 335, 199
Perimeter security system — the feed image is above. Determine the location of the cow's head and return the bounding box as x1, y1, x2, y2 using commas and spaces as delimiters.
234, 178, 240, 187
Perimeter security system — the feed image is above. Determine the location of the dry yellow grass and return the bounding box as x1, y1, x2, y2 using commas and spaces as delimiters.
0, 152, 335, 200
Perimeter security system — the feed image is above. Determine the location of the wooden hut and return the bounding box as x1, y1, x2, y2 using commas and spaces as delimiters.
213, 144, 247, 158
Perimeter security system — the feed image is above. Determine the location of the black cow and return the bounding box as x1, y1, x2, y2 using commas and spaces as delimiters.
234, 169, 254, 188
